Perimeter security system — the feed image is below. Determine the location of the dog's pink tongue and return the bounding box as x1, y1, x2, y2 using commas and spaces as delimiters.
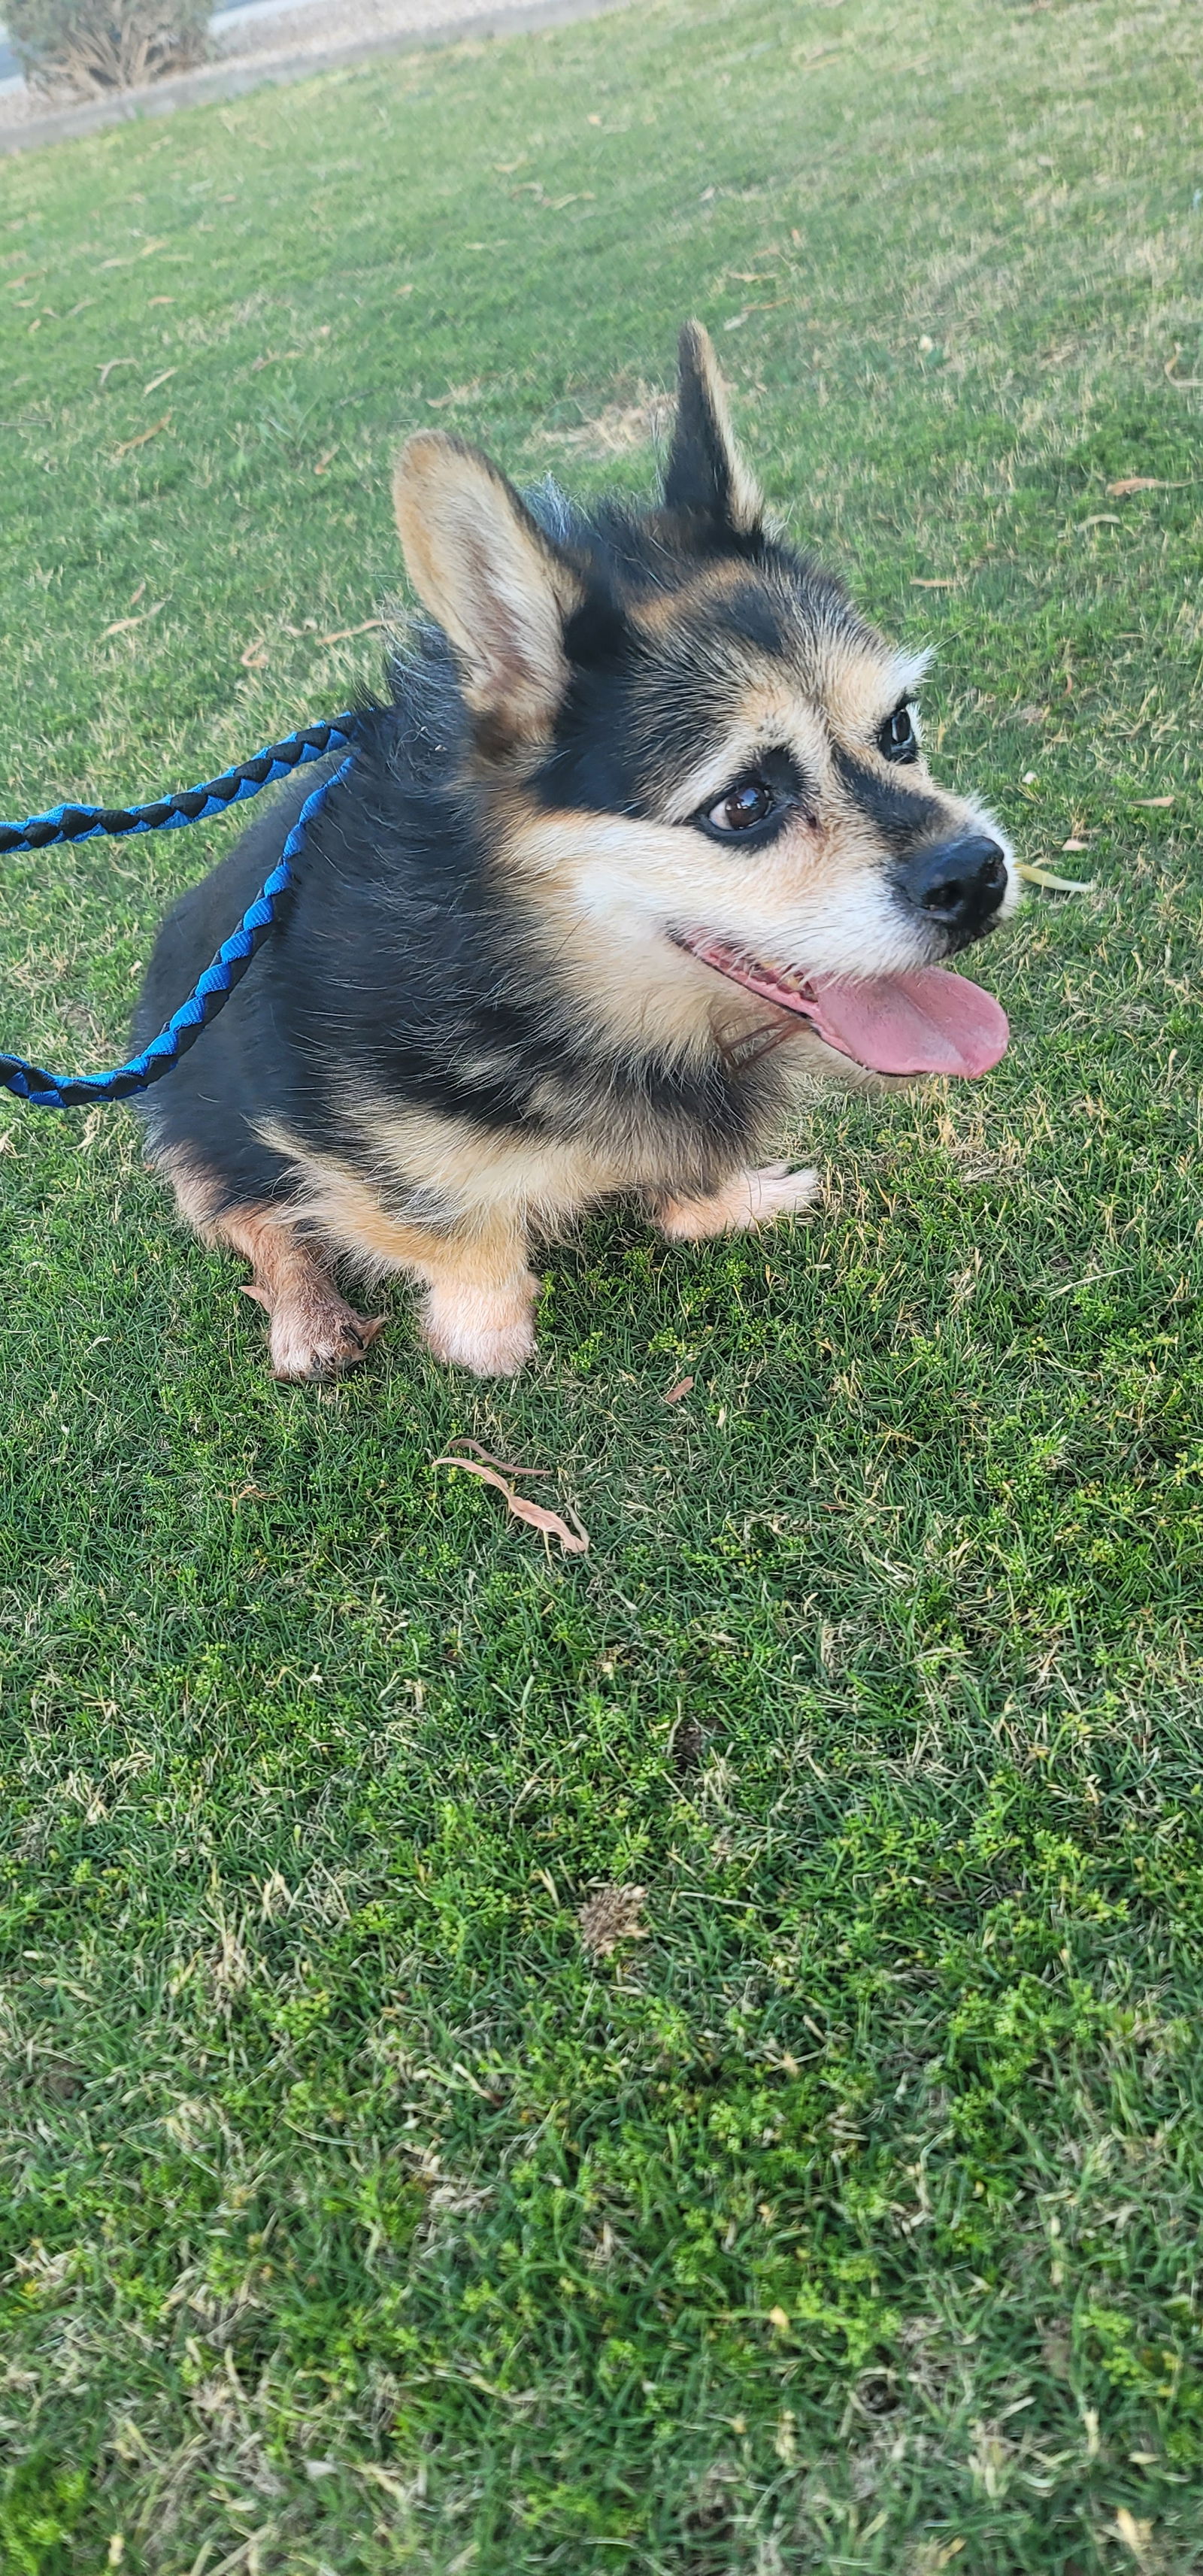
801, 969, 1009, 1076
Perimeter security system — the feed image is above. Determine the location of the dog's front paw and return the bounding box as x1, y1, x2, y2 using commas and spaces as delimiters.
419, 1277, 539, 1377
656, 1162, 822, 1241
742, 1162, 823, 1226
243, 1283, 386, 1382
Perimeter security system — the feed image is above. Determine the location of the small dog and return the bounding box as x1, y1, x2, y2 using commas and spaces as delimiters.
135, 324, 1017, 1380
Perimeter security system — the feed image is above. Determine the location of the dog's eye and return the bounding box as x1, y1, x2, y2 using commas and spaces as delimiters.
705, 777, 775, 834
879, 702, 919, 763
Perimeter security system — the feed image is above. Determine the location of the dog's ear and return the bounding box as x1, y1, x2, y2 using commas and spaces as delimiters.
392, 432, 584, 743
663, 320, 763, 535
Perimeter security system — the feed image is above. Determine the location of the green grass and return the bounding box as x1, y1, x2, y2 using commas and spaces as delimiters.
2, 0, 1202, 2565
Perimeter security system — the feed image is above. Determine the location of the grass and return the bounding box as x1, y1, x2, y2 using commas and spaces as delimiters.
1, 0, 1202, 2564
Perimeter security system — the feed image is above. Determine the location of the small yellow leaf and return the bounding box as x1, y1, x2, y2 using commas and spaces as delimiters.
768, 2306, 790, 2332
1014, 861, 1094, 893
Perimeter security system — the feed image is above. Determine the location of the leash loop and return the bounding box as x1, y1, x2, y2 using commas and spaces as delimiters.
1, 717, 358, 1111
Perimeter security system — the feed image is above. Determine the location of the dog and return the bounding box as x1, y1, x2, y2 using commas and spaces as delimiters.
133, 323, 1017, 1381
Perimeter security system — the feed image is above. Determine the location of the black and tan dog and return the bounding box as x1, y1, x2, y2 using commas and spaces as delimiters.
135, 325, 1016, 1380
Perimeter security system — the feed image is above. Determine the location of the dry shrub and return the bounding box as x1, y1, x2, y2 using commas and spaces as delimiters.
8, 0, 209, 95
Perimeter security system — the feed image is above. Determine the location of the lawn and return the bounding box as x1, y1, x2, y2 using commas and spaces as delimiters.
2, 0, 1202, 2565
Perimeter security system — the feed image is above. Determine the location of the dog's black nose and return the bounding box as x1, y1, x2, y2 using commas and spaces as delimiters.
898, 835, 1008, 941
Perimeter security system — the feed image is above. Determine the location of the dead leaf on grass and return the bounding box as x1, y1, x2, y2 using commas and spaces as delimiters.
1106, 475, 1186, 496
101, 600, 165, 638
577, 1884, 647, 1957
315, 619, 384, 645
114, 414, 171, 456
911, 575, 957, 589
1114, 2509, 1155, 2570
441, 1437, 550, 1479
142, 368, 177, 397
1132, 795, 1174, 807
240, 641, 268, 669
97, 356, 135, 387
511, 181, 595, 209
664, 1377, 695, 1404
433, 1441, 588, 1556
314, 447, 338, 474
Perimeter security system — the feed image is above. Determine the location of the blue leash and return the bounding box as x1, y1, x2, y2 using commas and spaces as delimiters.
1, 715, 357, 1109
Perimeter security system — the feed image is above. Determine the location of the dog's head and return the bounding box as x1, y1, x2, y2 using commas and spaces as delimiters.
392, 324, 1017, 1083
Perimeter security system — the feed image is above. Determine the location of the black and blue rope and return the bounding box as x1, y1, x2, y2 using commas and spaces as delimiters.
0, 714, 356, 854
1, 717, 358, 1111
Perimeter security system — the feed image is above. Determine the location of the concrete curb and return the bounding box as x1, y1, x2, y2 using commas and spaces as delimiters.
0, 0, 632, 153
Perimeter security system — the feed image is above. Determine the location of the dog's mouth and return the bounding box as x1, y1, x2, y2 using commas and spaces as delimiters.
675, 932, 1009, 1077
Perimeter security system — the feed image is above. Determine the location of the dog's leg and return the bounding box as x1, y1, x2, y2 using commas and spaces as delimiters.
180, 1150, 538, 1380
159, 1156, 384, 1380
231, 1213, 386, 1381
411, 1222, 540, 1377
652, 1162, 821, 1241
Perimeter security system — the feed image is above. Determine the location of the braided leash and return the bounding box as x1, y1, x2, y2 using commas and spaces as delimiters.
1, 716, 357, 1110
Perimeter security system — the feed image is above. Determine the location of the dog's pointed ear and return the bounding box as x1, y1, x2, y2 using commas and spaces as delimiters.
392, 433, 584, 743
663, 320, 763, 535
